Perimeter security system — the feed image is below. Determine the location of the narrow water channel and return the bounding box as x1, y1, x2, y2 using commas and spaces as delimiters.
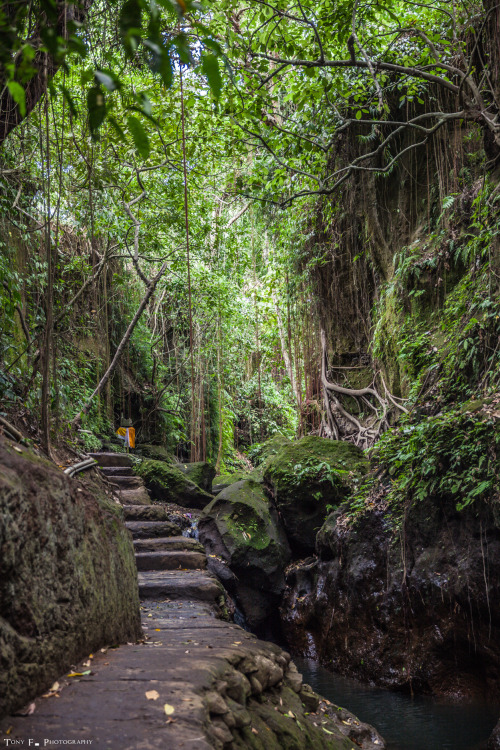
295, 657, 498, 750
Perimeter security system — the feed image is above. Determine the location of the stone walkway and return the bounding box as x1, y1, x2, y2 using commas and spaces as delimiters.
0, 453, 384, 750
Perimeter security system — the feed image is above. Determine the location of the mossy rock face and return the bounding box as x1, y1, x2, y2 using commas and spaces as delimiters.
137, 444, 175, 463
198, 480, 291, 630
135, 459, 213, 510
250, 434, 292, 468
0, 438, 141, 717
264, 436, 368, 553
177, 461, 216, 493
213, 468, 263, 494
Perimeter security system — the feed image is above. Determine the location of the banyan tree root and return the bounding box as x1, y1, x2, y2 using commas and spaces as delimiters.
320, 329, 408, 447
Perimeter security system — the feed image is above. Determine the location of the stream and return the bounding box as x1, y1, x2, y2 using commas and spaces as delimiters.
295, 657, 498, 750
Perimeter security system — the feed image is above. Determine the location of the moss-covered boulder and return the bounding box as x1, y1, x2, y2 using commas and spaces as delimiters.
137, 444, 175, 463
264, 436, 368, 552
213, 467, 263, 494
135, 459, 213, 509
177, 461, 216, 493
249, 434, 291, 467
0, 438, 141, 718
198, 480, 291, 631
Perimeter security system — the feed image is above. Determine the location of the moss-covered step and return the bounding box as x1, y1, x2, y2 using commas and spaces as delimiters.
135, 459, 214, 509
264, 436, 368, 553
198, 479, 291, 631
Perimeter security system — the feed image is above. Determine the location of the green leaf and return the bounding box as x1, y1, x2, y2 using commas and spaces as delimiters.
7, 81, 26, 117
61, 85, 78, 118
87, 86, 106, 137
127, 115, 150, 158
108, 116, 126, 141
95, 70, 119, 92
202, 53, 221, 99
120, 0, 143, 54
355, 110, 362, 120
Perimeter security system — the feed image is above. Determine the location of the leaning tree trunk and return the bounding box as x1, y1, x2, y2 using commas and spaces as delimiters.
71, 262, 167, 427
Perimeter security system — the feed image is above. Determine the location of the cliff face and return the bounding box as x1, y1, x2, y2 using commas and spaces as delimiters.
0, 438, 141, 716
280, 493, 500, 700
280, 75, 500, 698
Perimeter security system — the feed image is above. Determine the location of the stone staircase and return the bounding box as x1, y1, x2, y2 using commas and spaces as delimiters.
89, 451, 150, 505
90, 451, 224, 609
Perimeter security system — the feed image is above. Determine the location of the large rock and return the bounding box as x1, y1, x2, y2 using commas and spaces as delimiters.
281, 494, 500, 700
488, 719, 500, 750
212, 468, 263, 494
135, 459, 213, 509
198, 479, 291, 633
137, 444, 175, 462
264, 436, 368, 553
177, 461, 216, 493
0, 438, 141, 718
250, 433, 291, 467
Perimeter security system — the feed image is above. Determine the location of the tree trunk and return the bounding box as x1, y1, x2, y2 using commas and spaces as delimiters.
72, 263, 167, 427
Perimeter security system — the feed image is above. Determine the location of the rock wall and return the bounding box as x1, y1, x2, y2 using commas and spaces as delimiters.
280, 496, 500, 700
0, 438, 141, 716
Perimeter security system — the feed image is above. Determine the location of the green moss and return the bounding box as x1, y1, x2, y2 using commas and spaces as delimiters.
214, 467, 263, 487
264, 437, 368, 551
248, 434, 292, 467
177, 461, 215, 492
199, 479, 291, 589
135, 458, 213, 508
138, 444, 175, 463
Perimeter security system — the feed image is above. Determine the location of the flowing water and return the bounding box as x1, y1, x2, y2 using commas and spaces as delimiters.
295, 657, 498, 750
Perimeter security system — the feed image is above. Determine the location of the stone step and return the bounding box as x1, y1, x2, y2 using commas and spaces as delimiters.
120, 487, 151, 506
123, 504, 172, 522
126, 520, 183, 539
135, 550, 207, 571
88, 452, 133, 468
134, 536, 204, 553
138, 570, 223, 603
107, 475, 143, 490
101, 466, 134, 477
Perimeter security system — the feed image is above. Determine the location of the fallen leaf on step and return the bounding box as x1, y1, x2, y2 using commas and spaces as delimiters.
145, 690, 160, 701
164, 704, 175, 715
233, 641, 241, 645
42, 681, 60, 698
155, 628, 161, 632
67, 671, 91, 677
165, 717, 177, 724
251, 728, 258, 735
83, 660, 91, 667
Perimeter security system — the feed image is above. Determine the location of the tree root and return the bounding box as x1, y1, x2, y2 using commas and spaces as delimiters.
320, 329, 407, 447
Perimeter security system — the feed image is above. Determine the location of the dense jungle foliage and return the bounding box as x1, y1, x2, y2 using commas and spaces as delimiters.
0, 0, 498, 510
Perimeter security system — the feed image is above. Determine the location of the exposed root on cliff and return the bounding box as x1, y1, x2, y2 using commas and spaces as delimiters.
319, 329, 408, 447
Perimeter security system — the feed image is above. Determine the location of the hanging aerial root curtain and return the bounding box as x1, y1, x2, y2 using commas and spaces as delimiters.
116, 426, 135, 448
